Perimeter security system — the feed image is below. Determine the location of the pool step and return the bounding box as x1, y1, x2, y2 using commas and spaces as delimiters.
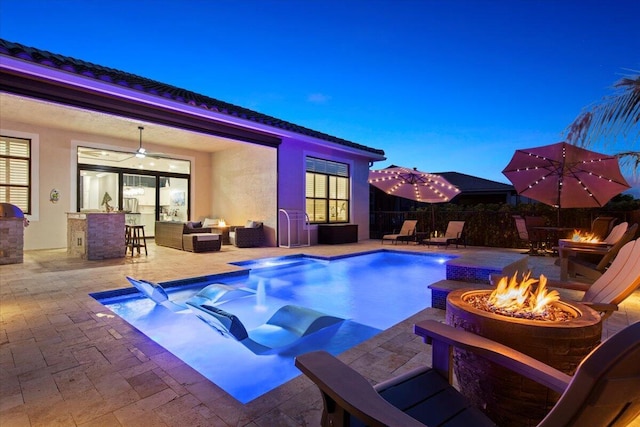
429, 279, 492, 310
430, 252, 529, 310
445, 252, 528, 284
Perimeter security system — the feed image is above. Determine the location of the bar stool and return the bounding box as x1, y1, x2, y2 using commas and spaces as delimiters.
125, 224, 147, 256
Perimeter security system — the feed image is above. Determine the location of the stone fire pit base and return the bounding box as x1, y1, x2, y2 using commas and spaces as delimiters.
446, 289, 602, 427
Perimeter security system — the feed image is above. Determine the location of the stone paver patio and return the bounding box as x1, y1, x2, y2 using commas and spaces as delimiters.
1, 240, 638, 426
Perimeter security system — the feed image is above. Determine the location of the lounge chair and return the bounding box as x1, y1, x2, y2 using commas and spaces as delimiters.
126, 276, 255, 312
186, 303, 344, 355
295, 319, 640, 427
560, 223, 638, 281
423, 220, 465, 248
381, 220, 417, 245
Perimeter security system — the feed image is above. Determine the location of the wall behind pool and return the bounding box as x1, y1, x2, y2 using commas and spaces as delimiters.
210, 143, 277, 246
278, 136, 372, 242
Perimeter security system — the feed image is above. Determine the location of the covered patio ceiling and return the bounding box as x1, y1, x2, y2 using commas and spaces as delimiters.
0, 92, 246, 154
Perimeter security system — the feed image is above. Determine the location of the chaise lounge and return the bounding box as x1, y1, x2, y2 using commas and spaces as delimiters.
423, 220, 466, 248
381, 220, 417, 245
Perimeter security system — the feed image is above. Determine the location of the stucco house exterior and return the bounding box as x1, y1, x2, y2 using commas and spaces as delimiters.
0, 39, 386, 251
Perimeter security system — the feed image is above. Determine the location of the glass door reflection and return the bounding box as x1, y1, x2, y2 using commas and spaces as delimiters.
79, 171, 119, 212
159, 176, 188, 222
123, 174, 157, 233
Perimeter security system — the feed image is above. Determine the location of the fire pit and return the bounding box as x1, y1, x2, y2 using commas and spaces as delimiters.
446, 275, 602, 427
571, 229, 600, 243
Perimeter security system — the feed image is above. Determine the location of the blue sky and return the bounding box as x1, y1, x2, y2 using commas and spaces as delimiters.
1, 0, 639, 194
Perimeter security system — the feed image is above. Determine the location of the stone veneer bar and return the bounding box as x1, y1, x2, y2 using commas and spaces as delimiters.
0, 217, 24, 264
67, 212, 126, 260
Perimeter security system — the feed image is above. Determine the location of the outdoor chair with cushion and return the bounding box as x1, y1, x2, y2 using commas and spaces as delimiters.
295, 319, 640, 427
561, 223, 638, 281
424, 220, 465, 248
229, 220, 264, 248
381, 219, 417, 245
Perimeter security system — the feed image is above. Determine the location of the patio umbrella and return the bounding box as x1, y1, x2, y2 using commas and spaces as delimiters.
502, 141, 630, 224
368, 166, 460, 229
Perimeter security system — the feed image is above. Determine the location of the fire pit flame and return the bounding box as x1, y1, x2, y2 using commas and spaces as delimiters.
572, 229, 600, 242
466, 272, 575, 321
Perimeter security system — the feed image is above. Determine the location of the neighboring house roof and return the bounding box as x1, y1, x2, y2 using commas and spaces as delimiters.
0, 38, 385, 157
435, 171, 515, 194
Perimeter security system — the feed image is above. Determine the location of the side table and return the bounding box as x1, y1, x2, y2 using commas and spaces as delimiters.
211, 226, 230, 245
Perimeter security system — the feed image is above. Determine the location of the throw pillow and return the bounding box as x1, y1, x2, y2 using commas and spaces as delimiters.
203, 218, 218, 227
246, 220, 256, 228
186, 221, 202, 229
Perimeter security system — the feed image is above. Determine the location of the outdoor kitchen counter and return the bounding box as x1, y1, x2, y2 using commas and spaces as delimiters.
67, 212, 126, 260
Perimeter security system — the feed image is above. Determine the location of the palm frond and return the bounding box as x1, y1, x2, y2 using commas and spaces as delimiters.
565, 73, 640, 149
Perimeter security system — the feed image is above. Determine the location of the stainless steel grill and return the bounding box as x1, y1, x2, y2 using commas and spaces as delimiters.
0, 203, 25, 219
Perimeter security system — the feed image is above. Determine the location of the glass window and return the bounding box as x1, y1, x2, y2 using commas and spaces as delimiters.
0, 136, 31, 214
79, 171, 119, 212
305, 158, 349, 223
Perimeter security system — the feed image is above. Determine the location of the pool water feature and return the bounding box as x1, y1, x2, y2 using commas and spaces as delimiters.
92, 250, 452, 403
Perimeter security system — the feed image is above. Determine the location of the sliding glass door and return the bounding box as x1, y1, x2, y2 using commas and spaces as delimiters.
159, 176, 189, 223
123, 173, 158, 232
78, 147, 191, 237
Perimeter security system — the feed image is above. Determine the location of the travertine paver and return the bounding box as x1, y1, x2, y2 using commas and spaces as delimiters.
0, 241, 638, 426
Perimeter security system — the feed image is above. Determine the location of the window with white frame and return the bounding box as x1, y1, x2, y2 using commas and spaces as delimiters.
305, 157, 349, 223
0, 135, 31, 214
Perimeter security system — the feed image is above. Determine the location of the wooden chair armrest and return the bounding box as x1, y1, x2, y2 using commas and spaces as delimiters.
295, 351, 425, 427
560, 246, 610, 256
580, 301, 618, 313
414, 320, 571, 393
545, 278, 591, 292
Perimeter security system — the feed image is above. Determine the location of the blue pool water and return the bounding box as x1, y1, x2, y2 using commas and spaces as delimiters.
92, 250, 452, 403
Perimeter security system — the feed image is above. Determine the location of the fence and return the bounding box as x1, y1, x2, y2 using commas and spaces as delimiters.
370, 206, 640, 248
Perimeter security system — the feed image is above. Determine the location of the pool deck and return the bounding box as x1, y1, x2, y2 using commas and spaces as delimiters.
1, 240, 639, 426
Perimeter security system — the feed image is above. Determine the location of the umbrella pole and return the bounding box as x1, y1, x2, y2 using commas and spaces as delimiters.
431, 204, 435, 231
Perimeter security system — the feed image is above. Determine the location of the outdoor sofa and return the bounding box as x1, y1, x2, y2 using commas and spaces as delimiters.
154, 221, 221, 252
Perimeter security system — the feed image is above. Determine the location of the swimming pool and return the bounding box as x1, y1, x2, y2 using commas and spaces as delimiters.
92, 250, 453, 403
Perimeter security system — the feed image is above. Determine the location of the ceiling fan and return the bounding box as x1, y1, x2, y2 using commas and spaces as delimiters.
77, 127, 173, 162
133, 126, 171, 159
135, 126, 147, 158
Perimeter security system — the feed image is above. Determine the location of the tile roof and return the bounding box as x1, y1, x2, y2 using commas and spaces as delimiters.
435, 171, 515, 193
0, 38, 385, 157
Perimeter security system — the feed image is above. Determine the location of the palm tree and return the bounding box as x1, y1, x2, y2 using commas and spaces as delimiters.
565, 73, 640, 174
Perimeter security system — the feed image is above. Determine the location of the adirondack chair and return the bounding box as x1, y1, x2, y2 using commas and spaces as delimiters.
590, 216, 618, 240
493, 239, 640, 320
560, 223, 638, 281
382, 220, 418, 245
295, 320, 640, 427
548, 238, 640, 320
